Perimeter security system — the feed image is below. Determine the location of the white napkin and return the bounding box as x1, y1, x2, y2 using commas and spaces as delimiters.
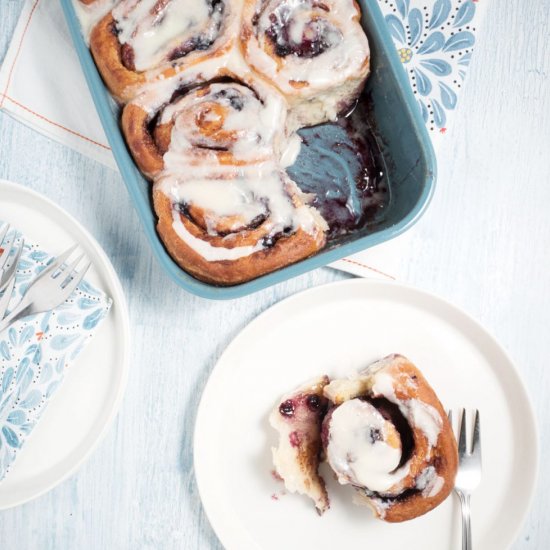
0, 0, 115, 168
0, 0, 488, 281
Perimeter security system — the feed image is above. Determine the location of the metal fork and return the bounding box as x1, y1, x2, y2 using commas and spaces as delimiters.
0, 223, 25, 292
0, 245, 91, 332
453, 409, 482, 550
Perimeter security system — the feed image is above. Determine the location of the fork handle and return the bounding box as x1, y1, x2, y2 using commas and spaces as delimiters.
457, 491, 472, 550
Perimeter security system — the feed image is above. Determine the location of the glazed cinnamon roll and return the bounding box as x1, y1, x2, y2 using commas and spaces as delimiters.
122, 69, 327, 285
153, 169, 326, 285
241, 0, 370, 128
89, 0, 239, 101
270, 355, 458, 521
121, 67, 295, 178
322, 354, 458, 522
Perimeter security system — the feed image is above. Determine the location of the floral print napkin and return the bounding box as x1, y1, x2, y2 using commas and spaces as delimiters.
379, 0, 487, 148
0, 228, 112, 482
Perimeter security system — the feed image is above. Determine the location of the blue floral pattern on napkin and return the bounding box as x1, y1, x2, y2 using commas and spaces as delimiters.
0, 228, 112, 481
379, 0, 481, 136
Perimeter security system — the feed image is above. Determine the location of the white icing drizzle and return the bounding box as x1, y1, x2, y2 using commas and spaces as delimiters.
158, 161, 321, 263
371, 371, 443, 450
245, 0, 369, 95
170, 208, 265, 261
371, 372, 396, 401
134, 44, 252, 112
279, 133, 302, 167
112, 0, 226, 71
408, 399, 443, 449
326, 399, 410, 493
160, 82, 283, 165
415, 466, 445, 498
426, 475, 444, 498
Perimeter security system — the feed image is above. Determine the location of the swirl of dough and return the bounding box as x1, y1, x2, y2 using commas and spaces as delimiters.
322, 354, 458, 522
241, 0, 370, 128
89, 0, 238, 101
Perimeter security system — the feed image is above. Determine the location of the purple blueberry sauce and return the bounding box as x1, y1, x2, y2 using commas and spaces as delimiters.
289, 431, 301, 448
265, 15, 341, 58
287, 97, 390, 240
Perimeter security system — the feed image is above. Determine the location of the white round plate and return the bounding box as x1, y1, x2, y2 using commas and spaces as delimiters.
0, 179, 130, 509
195, 279, 537, 550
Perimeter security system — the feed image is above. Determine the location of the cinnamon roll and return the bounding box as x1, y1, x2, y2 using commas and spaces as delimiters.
121, 66, 294, 178
241, 0, 370, 128
323, 354, 458, 522
122, 69, 327, 285
89, 0, 238, 101
270, 355, 458, 521
269, 376, 330, 514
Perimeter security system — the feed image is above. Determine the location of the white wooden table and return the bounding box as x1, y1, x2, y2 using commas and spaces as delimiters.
1, 1, 549, 548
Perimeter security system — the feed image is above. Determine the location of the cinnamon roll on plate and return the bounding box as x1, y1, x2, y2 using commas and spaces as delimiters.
269, 376, 330, 514
89, 0, 239, 101
241, 0, 370, 128
270, 354, 458, 522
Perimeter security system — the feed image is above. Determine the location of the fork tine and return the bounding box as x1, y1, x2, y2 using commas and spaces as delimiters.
34, 245, 78, 283
58, 254, 84, 286
0, 238, 24, 291
458, 408, 468, 457
60, 261, 90, 298
470, 409, 481, 460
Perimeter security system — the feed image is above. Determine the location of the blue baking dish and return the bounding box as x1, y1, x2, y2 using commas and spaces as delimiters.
60, 0, 436, 300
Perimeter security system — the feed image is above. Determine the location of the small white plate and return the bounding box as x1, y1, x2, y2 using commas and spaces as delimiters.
195, 279, 537, 550
0, 179, 130, 509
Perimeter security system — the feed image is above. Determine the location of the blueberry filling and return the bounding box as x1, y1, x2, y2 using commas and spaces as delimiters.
265, 14, 341, 58
261, 232, 281, 248
287, 93, 389, 239
176, 203, 268, 236
279, 399, 295, 417
306, 394, 321, 412
289, 431, 301, 447
214, 88, 245, 111
167, 0, 225, 61
178, 202, 191, 217
363, 485, 419, 504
